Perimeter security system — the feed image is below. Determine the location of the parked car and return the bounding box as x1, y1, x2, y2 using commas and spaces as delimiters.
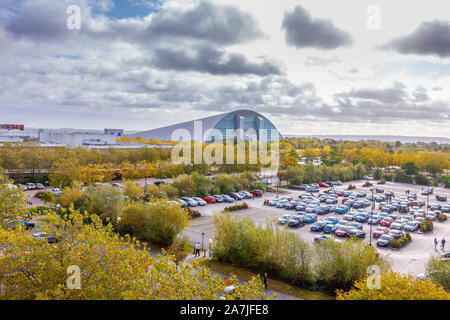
436, 195, 447, 202
324, 216, 339, 225
191, 197, 206, 206
212, 195, 224, 202
348, 222, 363, 230
355, 213, 370, 223
314, 234, 335, 243
335, 226, 351, 237
390, 222, 404, 230
288, 216, 306, 228
35, 183, 45, 190
389, 230, 406, 239
32, 232, 58, 244
323, 224, 339, 234
318, 182, 330, 188
250, 190, 263, 197
421, 188, 433, 195
335, 205, 349, 214
227, 192, 243, 200
175, 199, 187, 208
202, 196, 216, 203
368, 215, 381, 225
310, 221, 327, 232
377, 234, 394, 247
380, 217, 394, 227
25, 183, 36, 190
238, 191, 253, 199
356, 192, 367, 198
441, 206, 450, 213
278, 214, 292, 225
373, 227, 389, 239
304, 214, 318, 223
343, 212, 357, 221
51, 188, 62, 196
221, 195, 235, 203
375, 188, 384, 193
348, 229, 366, 239
403, 222, 419, 232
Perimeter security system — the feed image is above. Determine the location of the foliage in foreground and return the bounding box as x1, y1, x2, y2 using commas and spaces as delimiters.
213, 213, 387, 293
0, 173, 26, 229
426, 256, 450, 292
336, 271, 450, 300
0, 210, 267, 300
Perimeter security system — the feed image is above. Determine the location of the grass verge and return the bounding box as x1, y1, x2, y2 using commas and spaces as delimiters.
197, 258, 333, 300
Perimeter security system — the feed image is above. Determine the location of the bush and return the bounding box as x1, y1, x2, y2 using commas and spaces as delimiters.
420, 219, 434, 232
185, 207, 201, 219
116, 200, 189, 247
414, 174, 429, 186
27, 206, 48, 215
362, 181, 372, 187
347, 184, 356, 190
383, 174, 393, 182
377, 178, 386, 185
213, 213, 387, 293
223, 202, 249, 212
426, 256, 450, 292
437, 214, 447, 222
314, 239, 388, 292
390, 233, 412, 249
35, 191, 55, 203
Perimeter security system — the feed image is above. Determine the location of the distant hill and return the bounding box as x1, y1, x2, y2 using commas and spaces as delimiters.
284, 134, 450, 144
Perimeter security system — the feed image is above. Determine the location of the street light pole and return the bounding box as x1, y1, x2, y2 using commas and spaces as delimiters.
201, 232, 205, 257
370, 188, 374, 246
208, 239, 213, 267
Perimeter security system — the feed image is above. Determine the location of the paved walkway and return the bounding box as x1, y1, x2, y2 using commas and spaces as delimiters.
184, 253, 301, 300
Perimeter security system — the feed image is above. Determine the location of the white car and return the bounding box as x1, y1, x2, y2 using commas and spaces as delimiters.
51, 188, 62, 195
278, 214, 292, 224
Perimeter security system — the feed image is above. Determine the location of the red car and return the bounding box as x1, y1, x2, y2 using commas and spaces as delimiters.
379, 217, 394, 227
250, 190, 263, 197
318, 182, 330, 188
373, 227, 389, 239
335, 191, 345, 196
335, 226, 351, 237
202, 196, 216, 203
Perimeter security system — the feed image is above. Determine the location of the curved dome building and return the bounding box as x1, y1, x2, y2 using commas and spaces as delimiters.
131, 109, 282, 143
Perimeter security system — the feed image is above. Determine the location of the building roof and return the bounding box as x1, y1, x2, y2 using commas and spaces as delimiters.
130, 109, 281, 142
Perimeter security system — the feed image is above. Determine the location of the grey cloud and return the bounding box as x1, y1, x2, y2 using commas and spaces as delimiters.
381, 20, 450, 58
143, 1, 263, 46
149, 46, 284, 76
282, 5, 352, 50
304, 56, 341, 67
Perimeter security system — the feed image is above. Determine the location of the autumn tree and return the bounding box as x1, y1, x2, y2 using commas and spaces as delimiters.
0, 209, 267, 300
336, 271, 450, 300
0, 173, 26, 229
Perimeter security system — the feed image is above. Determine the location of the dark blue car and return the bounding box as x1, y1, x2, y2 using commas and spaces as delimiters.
310, 221, 327, 232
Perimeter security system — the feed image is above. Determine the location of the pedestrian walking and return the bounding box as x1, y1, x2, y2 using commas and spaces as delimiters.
442, 238, 446, 251
195, 242, 200, 257
434, 238, 438, 251
263, 273, 268, 290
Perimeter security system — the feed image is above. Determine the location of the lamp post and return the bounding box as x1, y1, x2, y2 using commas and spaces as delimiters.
201, 232, 205, 257
208, 239, 213, 267
370, 188, 374, 246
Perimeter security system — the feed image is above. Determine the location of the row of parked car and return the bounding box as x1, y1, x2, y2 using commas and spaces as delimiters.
175, 190, 264, 207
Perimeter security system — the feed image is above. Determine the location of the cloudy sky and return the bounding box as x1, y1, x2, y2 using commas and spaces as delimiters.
1, 0, 450, 137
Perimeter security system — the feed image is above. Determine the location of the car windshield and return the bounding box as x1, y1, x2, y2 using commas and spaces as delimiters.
380, 235, 391, 240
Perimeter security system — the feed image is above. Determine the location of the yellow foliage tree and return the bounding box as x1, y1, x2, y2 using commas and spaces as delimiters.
336, 271, 450, 300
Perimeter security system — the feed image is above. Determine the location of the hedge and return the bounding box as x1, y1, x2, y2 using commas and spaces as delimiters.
223, 202, 249, 212
390, 233, 412, 249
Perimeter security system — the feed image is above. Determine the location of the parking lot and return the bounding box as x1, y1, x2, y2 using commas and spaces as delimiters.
184, 180, 450, 276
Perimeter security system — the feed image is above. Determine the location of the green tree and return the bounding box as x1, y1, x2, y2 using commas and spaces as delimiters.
401, 162, 419, 176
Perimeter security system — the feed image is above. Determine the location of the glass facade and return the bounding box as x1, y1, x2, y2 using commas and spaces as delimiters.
207, 112, 281, 143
